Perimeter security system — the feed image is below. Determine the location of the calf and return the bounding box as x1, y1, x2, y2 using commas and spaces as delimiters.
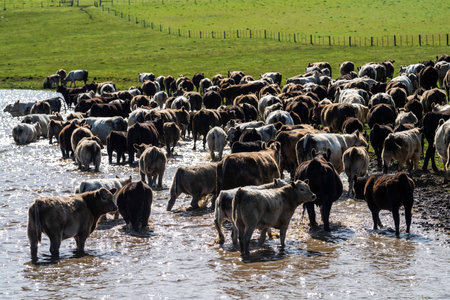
206, 126, 227, 161
163, 122, 181, 157
394, 110, 418, 127
117, 181, 153, 232
133, 144, 166, 189
30, 101, 51, 115
27, 188, 117, 261
192, 109, 221, 150
421, 88, 447, 113
167, 163, 217, 210
294, 152, 343, 232
358, 172, 414, 237
71, 126, 94, 155
342, 117, 364, 134
422, 111, 450, 172
370, 123, 394, 168
214, 178, 287, 245
434, 119, 450, 182
342, 146, 369, 196
296, 131, 368, 174
106, 130, 128, 164
48, 119, 67, 144
74, 137, 103, 172
382, 128, 422, 173
231, 140, 265, 153
3, 100, 34, 116
22, 113, 62, 138
127, 121, 160, 164
216, 143, 281, 196
12, 123, 41, 145
232, 180, 316, 255
75, 176, 132, 219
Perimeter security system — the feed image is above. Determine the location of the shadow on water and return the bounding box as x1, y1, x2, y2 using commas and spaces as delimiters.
308, 223, 355, 243
171, 206, 214, 217
118, 226, 156, 238
365, 228, 431, 243
240, 245, 325, 263
96, 218, 125, 230
26, 248, 120, 267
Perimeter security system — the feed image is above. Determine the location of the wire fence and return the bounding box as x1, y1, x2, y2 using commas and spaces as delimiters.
96, 3, 450, 47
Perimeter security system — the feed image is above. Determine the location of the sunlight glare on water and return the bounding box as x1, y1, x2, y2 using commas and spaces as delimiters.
0, 90, 448, 299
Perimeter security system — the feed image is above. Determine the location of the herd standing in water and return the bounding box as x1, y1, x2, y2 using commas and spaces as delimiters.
4, 54, 450, 261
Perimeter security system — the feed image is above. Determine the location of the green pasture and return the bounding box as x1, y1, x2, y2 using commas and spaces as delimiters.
103, 0, 449, 37
0, 4, 449, 89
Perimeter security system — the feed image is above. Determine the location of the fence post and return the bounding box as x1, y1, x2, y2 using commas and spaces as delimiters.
278, 32, 280, 42
250, 30, 252, 38
237, 30, 239, 38
419, 34, 421, 46
160, 24, 162, 32
294, 34, 296, 43
224, 31, 226, 39
135, 17, 138, 24
447, 34, 449, 46
349, 36, 351, 46
264, 30, 267, 39
151, 22, 153, 29
310, 34, 313, 45
212, 31, 214, 38
178, 29, 181, 36
370, 37, 373, 46
394, 35, 396, 46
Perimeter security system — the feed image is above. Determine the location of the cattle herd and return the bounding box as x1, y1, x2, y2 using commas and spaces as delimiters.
4, 54, 450, 261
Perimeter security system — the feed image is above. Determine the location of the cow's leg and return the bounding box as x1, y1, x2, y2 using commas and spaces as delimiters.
214, 216, 225, 245
190, 195, 200, 209
192, 131, 197, 150
49, 234, 62, 259
231, 225, 238, 247
243, 226, 254, 255
75, 235, 87, 254
321, 202, 332, 232
405, 205, 412, 234
210, 150, 215, 161
158, 170, 164, 189
203, 135, 207, 151
304, 202, 317, 228
370, 208, 380, 230
392, 207, 401, 237
140, 171, 146, 183
258, 228, 267, 246
279, 226, 288, 249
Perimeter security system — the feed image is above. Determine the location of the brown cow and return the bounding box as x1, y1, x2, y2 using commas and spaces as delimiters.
134, 144, 166, 189
355, 172, 414, 237
163, 122, 181, 157
117, 181, 153, 233
216, 142, 281, 197
167, 162, 217, 210
382, 128, 422, 173
27, 188, 117, 262
342, 146, 369, 196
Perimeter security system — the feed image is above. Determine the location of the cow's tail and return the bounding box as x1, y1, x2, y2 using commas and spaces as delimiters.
446, 144, 450, 171
27, 202, 42, 244
232, 188, 242, 225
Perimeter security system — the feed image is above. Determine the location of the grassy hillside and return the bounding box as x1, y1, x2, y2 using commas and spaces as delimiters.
0, 3, 448, 89
105, 0, 450, 36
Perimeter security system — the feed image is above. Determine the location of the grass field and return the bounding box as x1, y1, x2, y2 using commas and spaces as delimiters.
105, 0, 450, 36
0, 1, 448, 89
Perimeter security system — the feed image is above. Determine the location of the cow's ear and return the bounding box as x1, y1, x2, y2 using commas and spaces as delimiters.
98, 188, 110, 199
290, 181, 296, 188
133, 143, 140, 151
109, 188, 117, 195
303, 179, 309, 185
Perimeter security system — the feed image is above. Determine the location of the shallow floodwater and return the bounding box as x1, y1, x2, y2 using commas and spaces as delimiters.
0, 89, 449, 299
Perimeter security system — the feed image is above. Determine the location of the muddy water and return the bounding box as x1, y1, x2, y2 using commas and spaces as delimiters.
0, 90, 449, 299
